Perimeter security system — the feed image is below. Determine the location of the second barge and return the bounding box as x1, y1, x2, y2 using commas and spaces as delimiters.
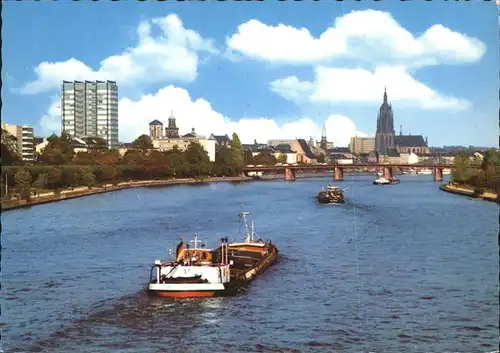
221, 206, 279, 284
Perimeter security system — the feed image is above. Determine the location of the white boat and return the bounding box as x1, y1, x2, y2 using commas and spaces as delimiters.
417, 168, 433, 175
443, 168, 451, 175
373, 177, 400, 185
147, 234, 235, 298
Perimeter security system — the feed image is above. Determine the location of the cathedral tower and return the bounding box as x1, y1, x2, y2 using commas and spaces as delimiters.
375, 87, 396, 154
319, 121, 328, 150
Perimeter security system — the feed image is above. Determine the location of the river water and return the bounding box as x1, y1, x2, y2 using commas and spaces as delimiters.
1, 176, 498, 353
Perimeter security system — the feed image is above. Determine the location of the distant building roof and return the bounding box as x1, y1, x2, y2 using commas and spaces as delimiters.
330, 153, 351, 159
395, 135, 426, 147
149, 119, 163, 126
296, 139, 315, 159
330, 147, 350, 153
210, 134, 231, 144
274, 144, 294, 153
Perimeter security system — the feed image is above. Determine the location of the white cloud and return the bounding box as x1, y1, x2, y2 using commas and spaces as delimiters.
39, 96, 62, 136
39, 85, 366, 147
227, 9, 486, 67
270, 66, 470, 110
20, 14, 218, 95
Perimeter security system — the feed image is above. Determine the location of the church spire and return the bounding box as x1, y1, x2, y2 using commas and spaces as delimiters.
383, 86, 387, 103
321, 121, 327, 138
400, 124, 403, 136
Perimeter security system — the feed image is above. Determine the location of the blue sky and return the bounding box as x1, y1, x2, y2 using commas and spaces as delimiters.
3, 1, 498, 147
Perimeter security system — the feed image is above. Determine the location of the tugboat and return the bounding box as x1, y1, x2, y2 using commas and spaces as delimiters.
147, 234, 236, 298
373, 176, 400, 185
317, 184, 346, 204
225, 206, 279, 283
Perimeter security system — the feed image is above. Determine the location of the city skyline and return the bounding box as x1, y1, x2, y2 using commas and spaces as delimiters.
2, 2, 497, 147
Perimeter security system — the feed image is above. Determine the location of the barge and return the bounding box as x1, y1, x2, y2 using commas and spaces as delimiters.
147, 234, 237, 298
317, 184, 345, 204
224, 206, 279, 283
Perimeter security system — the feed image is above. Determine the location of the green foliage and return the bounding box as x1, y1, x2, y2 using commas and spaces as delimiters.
316, 153, 325, 163
33, 173, 48, 190
252, 152, 277, 166
6, 132, 249, 193
1, 128, 21, 165
451, 152, 476, 184
184, 142, 212, 177
132, 134, 153, 152
15, 168, 32, 200
276, 153, 287, 164
39, 133, 74, 165
214, 146, 236, 176
452, 149, 500, 193
47, 166, 64, 189
231, 133, 244, 169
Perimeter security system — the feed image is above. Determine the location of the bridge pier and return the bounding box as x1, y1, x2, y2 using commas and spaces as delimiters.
383, 167, 394, 181
434, 167, 443, 182
284, 167, 295, 182
334, 166, 344, 181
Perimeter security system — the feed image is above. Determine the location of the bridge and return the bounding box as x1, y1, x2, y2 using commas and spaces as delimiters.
242, 164, 455, 182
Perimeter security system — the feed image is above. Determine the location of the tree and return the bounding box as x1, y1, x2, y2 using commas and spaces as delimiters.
79, 167, 96, 188
316, 153, 325, 163
1, 128, 22, 165
14, 168, 32, 200
164, 145, 188, 177
39, 134, 74, 165
231, 133, 244, 169
214, 146, 234, 176
143, 151, 171, 179
252, 152, 277, 166
451, 152, 476, 184
184, 142, 211, 177
32, 173, 48, 190
47, 166, 63, 189
121, 150, 145, 165
277, 153, 287, 164
132, 134, 153, 152
95, 165, 119, 185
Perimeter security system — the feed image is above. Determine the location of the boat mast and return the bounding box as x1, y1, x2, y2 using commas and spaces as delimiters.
240, 205, 251, 243
190, 233, 200, 249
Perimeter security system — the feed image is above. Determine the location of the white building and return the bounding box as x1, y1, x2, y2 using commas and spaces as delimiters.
152, 128, 216, 162
407, 152, 420, 164
2, 123, 35, 162
61, 80, 119, 149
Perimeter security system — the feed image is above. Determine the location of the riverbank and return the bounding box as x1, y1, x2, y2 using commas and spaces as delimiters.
439, 183, 499, 203
1, 176, 253, 212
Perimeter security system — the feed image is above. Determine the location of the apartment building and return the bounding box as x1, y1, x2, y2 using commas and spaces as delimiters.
2, 123, 35, 161
61, 80, 119, 149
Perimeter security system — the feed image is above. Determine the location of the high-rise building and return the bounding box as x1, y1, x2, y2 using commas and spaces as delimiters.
61, 80, 119, 149
2, 123, 35, 161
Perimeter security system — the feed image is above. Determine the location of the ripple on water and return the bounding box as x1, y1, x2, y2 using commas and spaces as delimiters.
1, 177, 498, 353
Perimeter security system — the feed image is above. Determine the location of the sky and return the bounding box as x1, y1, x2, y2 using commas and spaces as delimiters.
2, 1, 498, 147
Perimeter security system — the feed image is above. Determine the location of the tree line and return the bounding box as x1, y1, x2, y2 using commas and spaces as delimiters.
1, 132, 246, 201
451, 149, 500, 195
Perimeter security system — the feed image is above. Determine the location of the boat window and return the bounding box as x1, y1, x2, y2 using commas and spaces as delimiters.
201, 252, 207, 260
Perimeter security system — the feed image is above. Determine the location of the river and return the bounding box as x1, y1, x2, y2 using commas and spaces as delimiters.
1, 176, 498, 353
